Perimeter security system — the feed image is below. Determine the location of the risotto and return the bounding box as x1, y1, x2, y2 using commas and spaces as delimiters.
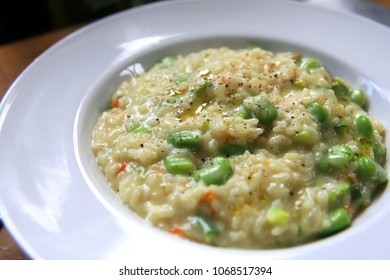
91, 46, 387, 249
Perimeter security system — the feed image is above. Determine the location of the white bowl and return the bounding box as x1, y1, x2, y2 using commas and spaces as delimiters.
1, 0, 390, 259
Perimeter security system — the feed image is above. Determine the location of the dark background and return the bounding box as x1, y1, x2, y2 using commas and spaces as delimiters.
1, 0, 389, 45
0, 0, 163, 45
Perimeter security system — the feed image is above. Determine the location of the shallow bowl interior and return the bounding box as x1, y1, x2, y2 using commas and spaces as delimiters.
74, 35, 390, 254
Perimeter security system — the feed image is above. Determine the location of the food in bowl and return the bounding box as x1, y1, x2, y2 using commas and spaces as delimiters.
91, 46, 387, 249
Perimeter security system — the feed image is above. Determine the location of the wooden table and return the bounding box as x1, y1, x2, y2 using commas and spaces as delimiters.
0, 25, 83, 260
370, 0, 390, 7
0, 0, 389, 260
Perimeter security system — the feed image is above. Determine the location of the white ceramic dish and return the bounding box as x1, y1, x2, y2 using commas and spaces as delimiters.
1, 0, 390, 260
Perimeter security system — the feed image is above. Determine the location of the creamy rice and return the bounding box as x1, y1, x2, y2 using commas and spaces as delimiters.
91, 47, 387, 249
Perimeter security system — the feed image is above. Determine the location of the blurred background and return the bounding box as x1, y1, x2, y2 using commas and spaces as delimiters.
0, 0, 162, 45
0, 0, 389, 45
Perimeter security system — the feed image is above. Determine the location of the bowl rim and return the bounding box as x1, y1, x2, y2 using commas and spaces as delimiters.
1, 0, 390, 259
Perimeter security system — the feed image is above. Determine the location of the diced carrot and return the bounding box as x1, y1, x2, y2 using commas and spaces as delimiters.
116, 162, 127, 175
264, 62, 275, 73
200, 192, 218, 218
347, 204, 356, 214
337, 173, 357, 185
169, 227, 187, 238
291, 53, 302, 60
220, 131, 230, 142
202, 191, 218, 204
112, 99, 120, 107
221, 76, 229, 84
179, 85, 189, 93
209, 207, 217, 218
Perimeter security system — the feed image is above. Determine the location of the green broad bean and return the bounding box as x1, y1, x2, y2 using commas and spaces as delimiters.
317, 145, 354, 172
355, 115, 373, 139
334, 119, 348, 135
373, 142, 387, 165
298, 57, 321, 71
220, 144, 251, 156
243, 94, 278, 125
350, 186, 364, 210
350, 88, 366, 107
266, 207, 290, 226
294, 80, 306, 88
247, 43, 263, 50
327, 145, 354, 168
167, 131, 201, 151
357, 156, 376, 179
319, 208, 351, 237
193, 80, 211, 96
331, 77, 366, 107
172, 73, 190, 84
196, 215, 219, 243
194, 157, 233, 186
164, 157, 194, 175
234, 105, 252, 119
377, 164, 388, 185
316, 158, 332, 173
357, 156, 388, 184
332, 80, 350, 97
255, 102, 278, 125
328, 182, 350, 208
159, 56, 177, 68
308, 102, 328, 125
293, 131, 311, 144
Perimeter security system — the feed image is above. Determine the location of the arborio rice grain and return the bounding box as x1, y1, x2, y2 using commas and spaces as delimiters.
92, 46, 387, 249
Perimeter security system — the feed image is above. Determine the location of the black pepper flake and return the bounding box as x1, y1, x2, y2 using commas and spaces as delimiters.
140, 144, 144, 148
